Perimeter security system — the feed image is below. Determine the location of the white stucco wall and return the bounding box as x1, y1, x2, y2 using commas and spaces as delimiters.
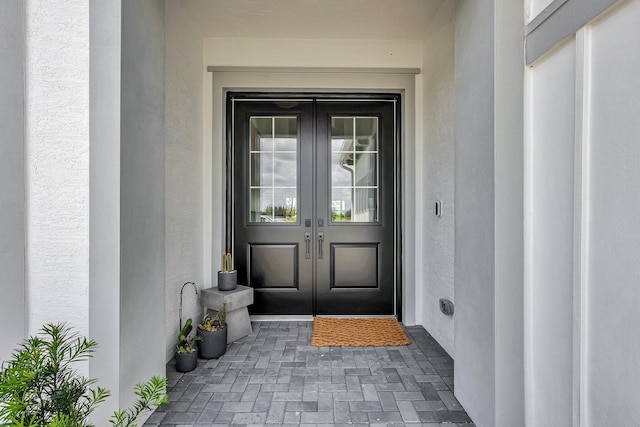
120, 0, 166, 411
25, 0, 90, 338
0, 0, 26, 362
204, 38, 421, 70
585, 1, 640, 424
164, 1, 205, 362
419, 0, 456, 358
524, 0, 640, 425
528, 0, 556, 21
525, 37, 576, 427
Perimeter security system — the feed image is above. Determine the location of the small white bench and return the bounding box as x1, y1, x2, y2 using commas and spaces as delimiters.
200, 285, 254, 344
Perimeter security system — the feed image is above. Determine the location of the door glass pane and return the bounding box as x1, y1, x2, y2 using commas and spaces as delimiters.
331, 188, 353, 222
331, 117, 379, 223
249, 117, 298, 223
355, 117, 378, 151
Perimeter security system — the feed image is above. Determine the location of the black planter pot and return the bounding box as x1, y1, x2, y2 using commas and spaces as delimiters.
175, 350, 197, 373
218, 270, 237, 291
197, 327, 227, 359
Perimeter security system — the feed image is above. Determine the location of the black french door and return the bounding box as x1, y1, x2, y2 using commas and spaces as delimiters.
229, 94, 399, 315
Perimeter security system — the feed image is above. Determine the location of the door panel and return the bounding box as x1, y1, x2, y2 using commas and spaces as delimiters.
233, 100, 313, 314
315, 101, 396, 315
231, 96, 397, 315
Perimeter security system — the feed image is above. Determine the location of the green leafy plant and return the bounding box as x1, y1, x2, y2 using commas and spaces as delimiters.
176, 318, 199, 354
0, 323, 168, 427
109, 377, 168, 427
221, 252, 233, 273
197, 303, 226, 332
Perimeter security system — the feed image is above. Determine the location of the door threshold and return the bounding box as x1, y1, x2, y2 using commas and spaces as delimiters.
315, 314, 398, 319
250, 315, 314, 322
250, 314, 397, 322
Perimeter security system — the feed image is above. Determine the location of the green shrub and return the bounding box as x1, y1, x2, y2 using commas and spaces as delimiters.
0, 323, 168, 427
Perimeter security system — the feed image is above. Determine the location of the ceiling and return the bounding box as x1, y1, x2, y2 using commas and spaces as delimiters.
173, 0, 444, 40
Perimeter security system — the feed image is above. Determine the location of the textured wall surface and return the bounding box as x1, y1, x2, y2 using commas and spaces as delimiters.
164, 1, 205, 362
203, 38, 422, 69
0, 0, 26, 362
454, 1, 496, 426
587, 2, 640, 423
420, 0, 456, 358
120, 0, 166, 408
25, 0, 90, 338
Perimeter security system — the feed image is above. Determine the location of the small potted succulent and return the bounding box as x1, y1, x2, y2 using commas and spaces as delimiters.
218, 252, 237, 291
175, 318, 199, 373
196, 303, 227, 359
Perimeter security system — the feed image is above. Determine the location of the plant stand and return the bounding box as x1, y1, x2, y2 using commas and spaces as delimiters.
200, 285, 254, 344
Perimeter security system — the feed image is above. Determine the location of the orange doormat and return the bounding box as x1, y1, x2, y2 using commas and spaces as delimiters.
311, 317, 411, 347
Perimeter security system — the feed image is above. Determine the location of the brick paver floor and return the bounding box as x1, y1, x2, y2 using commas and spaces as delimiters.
144, 321, 474, 426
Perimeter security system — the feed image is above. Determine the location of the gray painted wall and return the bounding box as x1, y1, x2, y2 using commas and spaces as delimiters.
164, 1, 205, 362
454, 2, 525, 426
0, 0, 25, 362
120, 0, 166, 407
494, 1, 525, 425
89, 0, 122, 421
454, 0, 496, 424
420, 0, 457, 358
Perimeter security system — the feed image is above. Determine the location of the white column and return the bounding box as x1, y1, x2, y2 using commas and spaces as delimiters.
25, 0, 90, 339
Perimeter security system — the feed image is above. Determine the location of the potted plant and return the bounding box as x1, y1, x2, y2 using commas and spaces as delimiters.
175, 318, 199, 373
197, 303, 227, 359
218, 252, 237, 291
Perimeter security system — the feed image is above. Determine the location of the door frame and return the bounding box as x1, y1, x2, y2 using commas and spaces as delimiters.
225, 92, 403, 319
204, 69, 419, 324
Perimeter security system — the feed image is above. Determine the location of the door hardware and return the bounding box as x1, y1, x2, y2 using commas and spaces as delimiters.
318, 232, 324, 259
304, 232, 311, 259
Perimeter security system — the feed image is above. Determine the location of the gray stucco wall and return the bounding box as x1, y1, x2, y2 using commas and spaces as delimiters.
494, 2, 525, 425
420, 0, 457, 358
164, 1, 205, 362
454, 1, 496, 426
454, 2, 525, 426
0, 0, 25, 362
89, 0, 122, 421
120, 0, 166, 407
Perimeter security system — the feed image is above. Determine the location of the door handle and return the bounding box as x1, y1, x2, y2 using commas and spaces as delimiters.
304, 232, 311, 259
318, 232, 324, 259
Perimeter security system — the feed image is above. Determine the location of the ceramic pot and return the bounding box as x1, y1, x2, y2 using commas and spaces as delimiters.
175, 350, 197, 372
218, 270, 237, 291
197, 327, 227, 359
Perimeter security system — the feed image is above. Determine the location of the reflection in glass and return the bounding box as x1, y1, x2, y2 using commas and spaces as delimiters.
249, 117, 298, 223
331, 188, 353, 222
331, 152, 353, 187
354, 153, 377, 186
355, 117, 378, 151
331, 117, 379, 223
273, 153, 297, 186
